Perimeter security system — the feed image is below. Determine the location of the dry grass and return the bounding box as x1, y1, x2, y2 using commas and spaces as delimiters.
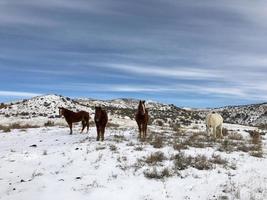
172, 152, 193, 170
222, 128, 229, 136
173, 139, 188, 151
228, 132, 243, 141
0, 123, 40, 132
0, 125, 11, 132
150, 136, 163, 148
106, 122, 120, 128
143, 167, 172, 179
113, 134, 127, 143
134, 145, 144, 151
44, 120, 55, 127
172, 153, 229, 171
144, 151, 166, 165
249, 131, 263, 157
109, 144, 118, 152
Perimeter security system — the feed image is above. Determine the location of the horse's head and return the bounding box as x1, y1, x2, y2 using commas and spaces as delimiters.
58, 107, 65, 116
138, 100, 146, 115
94, 106, 102, 123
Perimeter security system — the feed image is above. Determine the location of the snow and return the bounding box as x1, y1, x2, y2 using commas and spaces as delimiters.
1, 94, 267, 199
0, 123, 266, 200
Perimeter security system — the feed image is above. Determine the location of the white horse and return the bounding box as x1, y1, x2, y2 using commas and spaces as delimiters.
206, 112, 223, 138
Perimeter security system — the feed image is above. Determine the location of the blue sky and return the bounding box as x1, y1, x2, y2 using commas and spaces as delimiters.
1, 0, 267, 108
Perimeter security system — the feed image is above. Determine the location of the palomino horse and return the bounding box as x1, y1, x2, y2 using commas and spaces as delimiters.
206, 112, 223, 138
94, 106, 108, 141
135, 100, 149, 139
59, 107, 90, 135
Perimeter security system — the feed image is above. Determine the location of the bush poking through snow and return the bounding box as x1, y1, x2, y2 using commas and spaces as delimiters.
222, 128, 229, 136
109, 144, 117, 152
172, 153, 230, 172
149, 135, 163, 148
144, 167, 172, 179
106, 122, 120, 128
173, 139, 188, 151
44, 121, 55, 127
113, 135, 126, 143
173, 152, 193, 170
0, 123, 39, 132
228, 132, 243, 141
144, 151, 166, 165
0, 125, 11, 132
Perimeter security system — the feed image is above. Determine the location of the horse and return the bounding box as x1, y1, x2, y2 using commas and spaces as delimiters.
94, 106, 108, 141
59, 107, 90, 135
135, 100, 149, 139
206, 112, 223, 138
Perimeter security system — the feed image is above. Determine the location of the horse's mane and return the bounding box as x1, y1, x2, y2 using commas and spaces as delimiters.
62, 108, 76, 115
137, 102, 146, 115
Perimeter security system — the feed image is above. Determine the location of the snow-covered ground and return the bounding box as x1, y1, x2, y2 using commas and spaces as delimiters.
0, 123, 266, 200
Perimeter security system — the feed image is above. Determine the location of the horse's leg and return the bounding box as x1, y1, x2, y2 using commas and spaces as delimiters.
81, 121, 86, 133
141, 123, 145, 139
86, 119, 89, 133
96, 125, 100, 141
219, 125, 223, 138
137, 122, 141, 139
206, 125, 210, 137
69, 122, 73, 135
213, 125, 217, 138
144, 122, 148, 139
101, 126, 105, 141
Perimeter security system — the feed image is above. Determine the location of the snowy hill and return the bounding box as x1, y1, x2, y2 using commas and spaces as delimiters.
1, 94, 267, 127
195, 103, 267, 127
0, 94, 198, 127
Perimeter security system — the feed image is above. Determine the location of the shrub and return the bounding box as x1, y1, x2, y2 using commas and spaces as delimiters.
173, 152, 192, 170
211, 154, 228, 166
44, 121, 55, 127
10, 123, 39, 129
106, 122, 120, 128
173, 140, 188, 151
222, 128, 229, 136
0, 125, 11, 132
228, 132, 243, 141
0, 123, 39, 131
249, 130, 261, 144
0, 103, 6, 109
171, 123, 181, 133
145, 151, 166, 165
191, 155, 213, 170
144, 167, 171, 179
150, 136, 163, 148
109, 144, 117, 152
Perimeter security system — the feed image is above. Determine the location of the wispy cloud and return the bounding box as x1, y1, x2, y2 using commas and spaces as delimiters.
0, 91, 41, 97
99, 63, 222, 80
1, 0, 267, 107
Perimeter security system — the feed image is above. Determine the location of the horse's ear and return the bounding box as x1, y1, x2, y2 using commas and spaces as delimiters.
142, 100, 146, 104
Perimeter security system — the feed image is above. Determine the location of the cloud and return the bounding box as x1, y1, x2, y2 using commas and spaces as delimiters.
1, 0, 267, 107
98, 63, 222, 80
0, 91, 41, 97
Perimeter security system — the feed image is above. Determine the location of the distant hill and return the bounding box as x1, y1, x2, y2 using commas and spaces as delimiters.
1, 94, 267, 127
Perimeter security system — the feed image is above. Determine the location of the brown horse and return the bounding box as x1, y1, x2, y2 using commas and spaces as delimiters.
135, 100, 149, 139
59, 107, 90, 135
94, 106, 108, 141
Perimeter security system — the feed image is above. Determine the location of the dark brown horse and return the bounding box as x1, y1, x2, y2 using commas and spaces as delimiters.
94, 106, 108, 141
135, 100, 149, 139
59, 107, 90, 135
